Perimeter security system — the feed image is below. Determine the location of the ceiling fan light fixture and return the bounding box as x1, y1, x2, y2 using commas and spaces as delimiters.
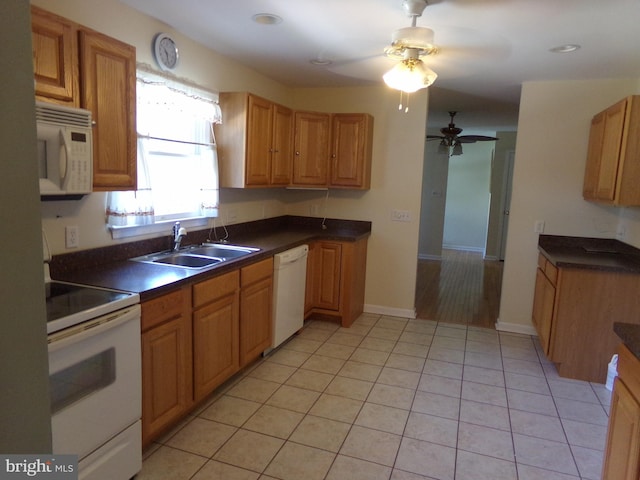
452, 142, 463, 156
385, 26, 437, 58
383, 50, 437, 93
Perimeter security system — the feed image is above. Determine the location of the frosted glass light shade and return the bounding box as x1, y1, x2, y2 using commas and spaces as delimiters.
383, 58, 437, 93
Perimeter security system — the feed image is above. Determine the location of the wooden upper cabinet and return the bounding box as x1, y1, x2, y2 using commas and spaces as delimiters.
79, 30, 137, 191
30, 7, 137, 192
217, 92, 293, 187
583, 111, 605, 200
245, 95, 273, 185
31, 6, 79, 106
583, 96, 640, 205
293, 111, 331, 187
271, 103, 294, 185
330, 113, 374, 189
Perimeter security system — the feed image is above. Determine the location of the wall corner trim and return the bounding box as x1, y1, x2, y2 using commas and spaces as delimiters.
364, 304, 417, 319
495, 319, 537, 336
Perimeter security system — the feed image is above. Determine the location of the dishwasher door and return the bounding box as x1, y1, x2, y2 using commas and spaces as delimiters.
271, 244, 308, 349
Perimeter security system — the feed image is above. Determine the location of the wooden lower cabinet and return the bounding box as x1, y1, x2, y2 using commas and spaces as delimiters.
141, 257, 272, 445
240, 258, 274, 366
602, 344, 640, 480
531, 254, 557, 356
141, 286, 192, 446
192, 270, 240, 402
313, 242, 342, 311
532, 251, 640, 383
306, 238, 368, 327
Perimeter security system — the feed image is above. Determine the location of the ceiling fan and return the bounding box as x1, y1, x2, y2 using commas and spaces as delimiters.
427, 111, 498, 155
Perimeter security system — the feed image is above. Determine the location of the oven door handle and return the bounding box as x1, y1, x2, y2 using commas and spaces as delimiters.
48, 305, 140, 353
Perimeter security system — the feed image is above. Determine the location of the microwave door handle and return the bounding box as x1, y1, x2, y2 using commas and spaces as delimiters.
59, 130, 69, 190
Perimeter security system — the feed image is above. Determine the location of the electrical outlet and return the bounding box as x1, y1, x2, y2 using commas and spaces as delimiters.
310, 204, 320, 216
391, 210, 412, 222
534, 220, 545, 233
65, 226, 79, 248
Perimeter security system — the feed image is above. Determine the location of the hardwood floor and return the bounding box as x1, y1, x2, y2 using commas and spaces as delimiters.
414, 249, 504, 329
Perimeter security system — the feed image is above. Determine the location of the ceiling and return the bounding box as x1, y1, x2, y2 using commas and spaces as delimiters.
120, 0, 640, 132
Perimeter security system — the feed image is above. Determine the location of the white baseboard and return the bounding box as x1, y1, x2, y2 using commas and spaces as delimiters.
418, 253, 441, 261
495, 319, 537, 336
442, 244, 485, 253
364, 304, 417, 319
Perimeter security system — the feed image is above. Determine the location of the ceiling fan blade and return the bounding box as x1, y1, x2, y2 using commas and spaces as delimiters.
458, 135, 499, 141
426, 135, 446, 141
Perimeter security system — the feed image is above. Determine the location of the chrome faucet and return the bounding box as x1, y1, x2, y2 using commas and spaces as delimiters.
172, 222, 187, 251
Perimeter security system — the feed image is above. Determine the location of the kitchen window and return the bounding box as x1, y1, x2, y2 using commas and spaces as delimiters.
107, 67, 221, 238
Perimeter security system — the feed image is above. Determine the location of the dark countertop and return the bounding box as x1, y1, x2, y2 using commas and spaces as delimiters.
538, 235, 640, 273
614, 323, 640, 360
51, 215, 371, 301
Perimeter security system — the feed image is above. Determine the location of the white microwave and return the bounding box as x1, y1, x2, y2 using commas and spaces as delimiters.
36, 101, 93, 199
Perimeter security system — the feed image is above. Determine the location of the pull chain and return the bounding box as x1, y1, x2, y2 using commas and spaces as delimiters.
397, 91, 410, 113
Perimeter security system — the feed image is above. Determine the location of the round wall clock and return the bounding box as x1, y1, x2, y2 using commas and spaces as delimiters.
153, 33, 179, 71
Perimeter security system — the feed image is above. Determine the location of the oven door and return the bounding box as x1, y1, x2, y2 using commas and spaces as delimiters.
48, 304, 141, 460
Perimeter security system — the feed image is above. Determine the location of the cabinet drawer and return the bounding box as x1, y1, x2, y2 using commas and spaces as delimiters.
193, 270, 239, 309
241, 257, 273, 287
544, 261, 558, 285
538, 253, 558, 285
141, 288, 187, 332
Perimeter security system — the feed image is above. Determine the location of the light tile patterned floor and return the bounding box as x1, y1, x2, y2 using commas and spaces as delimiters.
138, 314, 611, 480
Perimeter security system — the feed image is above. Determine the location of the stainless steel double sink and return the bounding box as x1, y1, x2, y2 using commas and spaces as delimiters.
131, 243, 259, 269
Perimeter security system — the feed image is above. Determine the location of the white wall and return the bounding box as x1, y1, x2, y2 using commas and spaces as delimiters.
32, 0, 428, 317
1, 0, 52, 452
486, 131, 517, 260
498, 78, 640, 333
418, 140, 449, 259
442, 141, 494, 252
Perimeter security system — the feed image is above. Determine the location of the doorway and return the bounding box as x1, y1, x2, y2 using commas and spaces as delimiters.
416, 133, 516, 327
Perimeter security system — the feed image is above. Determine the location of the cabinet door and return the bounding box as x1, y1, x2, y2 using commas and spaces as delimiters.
583, 111, 605, 200
314, 242, 342, 311
193, 292, 239, 401
596, 99, 627, 201
271, 104, 293, 185
532, 268, 556, 356
331, 113, 373, 189
31, 6, 78, 106
246, 95, 273, 186
79, 29, 136, 191
602, 379, 640, 480
293, 111, 330, 186
142, 315, 191, 445
240, 259, 273, 366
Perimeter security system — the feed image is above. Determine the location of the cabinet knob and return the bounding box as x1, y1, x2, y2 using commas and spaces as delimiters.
295, 151, 300, 156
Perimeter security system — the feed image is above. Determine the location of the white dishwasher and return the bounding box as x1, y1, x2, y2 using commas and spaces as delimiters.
271, 244, 309, 349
